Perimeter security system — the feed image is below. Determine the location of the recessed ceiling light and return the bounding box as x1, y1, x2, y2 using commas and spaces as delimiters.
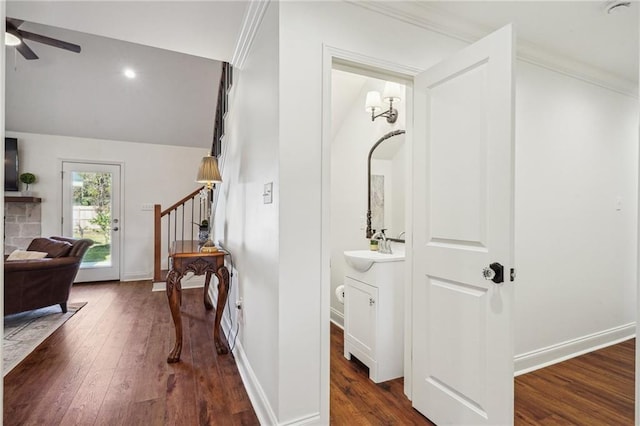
124, 68, 136, 79
605, 0, 631, 14
5, 32, 21, 46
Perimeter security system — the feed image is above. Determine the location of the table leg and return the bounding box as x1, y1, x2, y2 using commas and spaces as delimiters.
166, 269, 183, 363
203, 271, 214, 310
213, 265, 230, 354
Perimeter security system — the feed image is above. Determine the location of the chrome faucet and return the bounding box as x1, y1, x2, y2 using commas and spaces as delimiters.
373, 229, 392, 254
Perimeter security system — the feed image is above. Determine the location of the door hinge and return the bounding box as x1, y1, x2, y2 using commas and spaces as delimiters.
510, 268, 516, 282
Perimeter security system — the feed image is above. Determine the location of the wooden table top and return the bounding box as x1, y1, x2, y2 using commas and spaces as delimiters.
170, 240, 225, 258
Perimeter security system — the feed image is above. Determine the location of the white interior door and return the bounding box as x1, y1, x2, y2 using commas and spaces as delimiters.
62, 161, 121, 282
412, 25, 515, 425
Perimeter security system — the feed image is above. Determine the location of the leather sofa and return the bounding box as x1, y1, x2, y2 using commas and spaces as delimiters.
4, 236, 93, 315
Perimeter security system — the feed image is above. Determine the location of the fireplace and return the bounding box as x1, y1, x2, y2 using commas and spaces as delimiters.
4, 196, 42, 253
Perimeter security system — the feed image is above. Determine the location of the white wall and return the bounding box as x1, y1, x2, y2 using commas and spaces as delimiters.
5, 131, 206, 280
154, 0, 638, 422
279, 2, 466, 423
330, 74, 406, 325
212, 2, 281, 422
514, 62, 638, 365
391, 143, 406, 237
273, 1, 636, 422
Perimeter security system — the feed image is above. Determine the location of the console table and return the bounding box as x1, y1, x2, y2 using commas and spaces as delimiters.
166, 240, 230, 363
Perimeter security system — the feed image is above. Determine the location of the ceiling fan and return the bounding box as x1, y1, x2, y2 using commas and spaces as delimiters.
5, 17, 81, 60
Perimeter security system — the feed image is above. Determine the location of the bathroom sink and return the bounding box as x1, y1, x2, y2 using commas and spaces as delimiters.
343, 250, 405, 273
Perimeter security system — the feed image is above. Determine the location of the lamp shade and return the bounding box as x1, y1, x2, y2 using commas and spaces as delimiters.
365, 91, 382, 113
196, 155, 222, 188
382, 82, 402, 102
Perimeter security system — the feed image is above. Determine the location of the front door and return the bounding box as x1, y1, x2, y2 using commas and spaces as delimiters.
62, 161, 121, 282
412, 25, 515, 424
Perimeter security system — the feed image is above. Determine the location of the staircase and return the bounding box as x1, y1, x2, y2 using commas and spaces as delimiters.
153, 186, 207, 282
152, 62, 232, 282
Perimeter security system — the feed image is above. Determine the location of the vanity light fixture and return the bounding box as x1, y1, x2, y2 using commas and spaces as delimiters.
196, 154, 223, 190
365, 81, 402, 124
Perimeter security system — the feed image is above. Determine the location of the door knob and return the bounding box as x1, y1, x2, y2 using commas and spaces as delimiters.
112, 227, 119, 231
482, 262, 504, 284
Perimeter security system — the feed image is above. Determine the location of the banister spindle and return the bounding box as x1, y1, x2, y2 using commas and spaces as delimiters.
191, 198, 195, 241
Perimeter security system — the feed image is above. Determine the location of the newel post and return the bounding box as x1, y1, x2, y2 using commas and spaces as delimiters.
153, 204, 162, 282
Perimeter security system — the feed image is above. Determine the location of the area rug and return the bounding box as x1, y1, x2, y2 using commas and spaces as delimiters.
3, 302, 87, 376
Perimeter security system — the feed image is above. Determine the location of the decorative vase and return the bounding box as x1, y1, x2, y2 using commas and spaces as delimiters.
198, 227, 209, 244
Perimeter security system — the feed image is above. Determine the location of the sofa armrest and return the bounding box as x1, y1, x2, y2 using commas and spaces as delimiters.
4, 256, 79, 273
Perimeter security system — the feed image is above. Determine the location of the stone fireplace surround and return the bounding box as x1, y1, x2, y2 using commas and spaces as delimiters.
4, 196, 42, 253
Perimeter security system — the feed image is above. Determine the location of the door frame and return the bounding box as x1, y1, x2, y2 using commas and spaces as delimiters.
321, 44, 421, 419
58, 158, 124, 282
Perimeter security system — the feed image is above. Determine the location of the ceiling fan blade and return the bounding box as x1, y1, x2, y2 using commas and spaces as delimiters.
18, 29, 81, 54
7, 18, 24, 31
15, 41, 38, 60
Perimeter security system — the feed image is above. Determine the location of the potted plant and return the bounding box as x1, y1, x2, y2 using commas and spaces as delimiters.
19, 172, 36, 195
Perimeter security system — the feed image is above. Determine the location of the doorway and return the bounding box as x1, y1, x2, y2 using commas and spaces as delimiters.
324, 24, 517, 424
61, 161, 122, 282
324, 50, 420, 422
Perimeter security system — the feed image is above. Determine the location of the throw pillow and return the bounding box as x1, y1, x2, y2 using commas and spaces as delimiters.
6, 250, 48, 261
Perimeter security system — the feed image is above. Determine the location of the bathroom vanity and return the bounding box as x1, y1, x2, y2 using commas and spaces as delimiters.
343, 250, 404, 383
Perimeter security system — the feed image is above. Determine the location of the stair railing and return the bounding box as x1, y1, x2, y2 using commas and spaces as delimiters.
153, 186, 206, 282
153, 62, 232, 282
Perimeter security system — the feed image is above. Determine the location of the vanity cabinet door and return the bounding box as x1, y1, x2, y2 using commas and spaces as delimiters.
344, 277, 378, 360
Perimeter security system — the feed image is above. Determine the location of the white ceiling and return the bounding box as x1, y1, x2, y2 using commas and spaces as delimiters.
6, 20, 222, 148
424, 1, 638, 85
5, 1, 638, 150
360, 1, 638, 94
5, 1, 249, 149
6, 1, 248, 61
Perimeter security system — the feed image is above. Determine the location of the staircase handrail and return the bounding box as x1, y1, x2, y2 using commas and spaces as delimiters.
153, 186, 206, 282
161, 186, 204, 217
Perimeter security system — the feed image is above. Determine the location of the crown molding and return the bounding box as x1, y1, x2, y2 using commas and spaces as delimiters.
231, 0, 270, 69
347, 1, 638, 98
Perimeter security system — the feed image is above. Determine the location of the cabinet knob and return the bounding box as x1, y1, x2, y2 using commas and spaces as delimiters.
369, 297, 375, 306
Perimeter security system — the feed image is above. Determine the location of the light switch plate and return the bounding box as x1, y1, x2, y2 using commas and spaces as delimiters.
141, 203, 154, 211
263, 182, 273, 204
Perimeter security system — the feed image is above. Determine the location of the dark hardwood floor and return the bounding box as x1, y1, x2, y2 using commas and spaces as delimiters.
3, 281, 259, 426
331, 323, 635, 425
330, 323, 433, 425
4, 281, 635, 425
514, 338, 635, 425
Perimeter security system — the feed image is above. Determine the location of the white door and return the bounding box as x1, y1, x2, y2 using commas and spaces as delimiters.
62, 161, 121, 282
412, 25, 515, 424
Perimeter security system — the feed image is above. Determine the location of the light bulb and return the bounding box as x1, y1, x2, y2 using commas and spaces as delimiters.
383, 82, 402, 102
5, 32, 21, 47
365, 91, 382, 113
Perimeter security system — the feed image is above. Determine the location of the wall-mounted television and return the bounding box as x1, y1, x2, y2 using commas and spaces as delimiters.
5, 137, 19, 191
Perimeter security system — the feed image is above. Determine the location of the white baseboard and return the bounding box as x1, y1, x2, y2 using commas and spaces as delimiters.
514, 322, 636, 376
231, 337, 280, 425
217, 294, 280, 425
121, 272, 152, 282
205, 268, 321, 426
330, 307, 344, 329
151, 274, 206, 292
279, 413, 322, 425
